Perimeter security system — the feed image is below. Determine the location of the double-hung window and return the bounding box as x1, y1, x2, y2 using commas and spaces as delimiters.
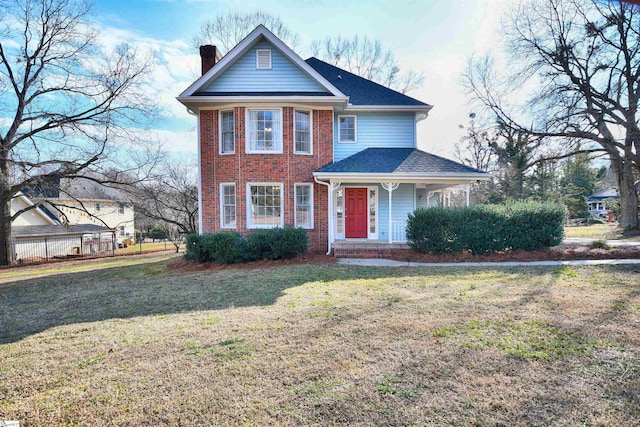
220, 110, 235, 154
246, 109, 282, 153
294, 184, 313, 229
220, 183, 236, 228
247, 183, 283, 228
338, 115, 356, 143
294, 110, 312, 154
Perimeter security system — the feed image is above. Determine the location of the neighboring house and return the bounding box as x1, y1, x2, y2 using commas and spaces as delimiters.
177, 25, 489, 255
587, 188, 619, 218
45, 178, 136, 244
10, 192, 115, 263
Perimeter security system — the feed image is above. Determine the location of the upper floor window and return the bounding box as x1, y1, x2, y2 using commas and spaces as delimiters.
118, 203, 125, 215
95, 202, 101, 212
256, 49, 272, 69
220, 110, 235, 154
246, 109, 282, 153
294, 110, 312, 155
338, 115, 356, 143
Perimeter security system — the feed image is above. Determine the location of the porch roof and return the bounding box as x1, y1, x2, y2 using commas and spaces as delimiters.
314, 148, 490, 182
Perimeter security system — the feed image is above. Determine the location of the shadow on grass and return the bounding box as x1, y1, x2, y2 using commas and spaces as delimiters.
1, 259, 637, 345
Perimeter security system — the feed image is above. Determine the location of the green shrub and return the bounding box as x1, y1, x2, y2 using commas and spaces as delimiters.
247, 227, 308, 260
406, 202, 564, 254
184, 232, 249, 263
184, 233, 201, 261
185, 228, 308, 263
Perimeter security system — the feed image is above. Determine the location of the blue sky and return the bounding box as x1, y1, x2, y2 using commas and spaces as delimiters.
90, 0, 510, 157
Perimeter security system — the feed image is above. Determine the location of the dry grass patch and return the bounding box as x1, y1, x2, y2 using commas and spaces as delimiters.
1, 257, 639, 426
564, 223, 620, 239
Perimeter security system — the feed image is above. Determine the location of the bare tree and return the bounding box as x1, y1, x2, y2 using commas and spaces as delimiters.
465, 0, 640, 228
192, 11, 301, 54
0, 0, 156, 265
132, 158, 198, 252
310, 35, 424, 94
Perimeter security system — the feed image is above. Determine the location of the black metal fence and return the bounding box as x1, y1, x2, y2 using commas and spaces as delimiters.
11, 234, 116, 265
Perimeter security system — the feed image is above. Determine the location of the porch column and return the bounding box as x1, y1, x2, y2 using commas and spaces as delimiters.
381, 182, 399, 243
466, 184, 470, 207
328, 182, 341, 253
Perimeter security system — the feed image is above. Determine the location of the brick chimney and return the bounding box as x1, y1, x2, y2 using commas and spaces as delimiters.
200, 45, 218, 75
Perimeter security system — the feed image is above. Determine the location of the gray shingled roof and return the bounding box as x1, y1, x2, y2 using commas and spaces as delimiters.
305, 58, 431, 107
315, 148, 487, 175
12, 224, 114, 238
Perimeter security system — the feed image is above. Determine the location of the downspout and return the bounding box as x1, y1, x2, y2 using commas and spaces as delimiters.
314, 176, 332, 255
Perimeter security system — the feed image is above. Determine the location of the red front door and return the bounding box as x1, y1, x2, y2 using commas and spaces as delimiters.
345, 188, 368, 238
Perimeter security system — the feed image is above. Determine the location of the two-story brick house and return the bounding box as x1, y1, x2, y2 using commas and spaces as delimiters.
178, 25, 489, 256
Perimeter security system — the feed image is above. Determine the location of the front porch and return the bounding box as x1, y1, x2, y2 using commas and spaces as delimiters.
313, 148, 491, 258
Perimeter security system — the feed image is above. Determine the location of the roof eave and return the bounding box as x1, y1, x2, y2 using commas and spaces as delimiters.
312, 171, 491, 182
177, 95, 350, 109
343, 104, 433, 113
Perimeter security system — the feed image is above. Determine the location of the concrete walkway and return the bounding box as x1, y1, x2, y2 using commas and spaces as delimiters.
338, 258, 640, 268
562, 237, 640, 247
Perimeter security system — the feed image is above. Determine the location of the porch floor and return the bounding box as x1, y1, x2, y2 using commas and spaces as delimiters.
333, 240, 410, 259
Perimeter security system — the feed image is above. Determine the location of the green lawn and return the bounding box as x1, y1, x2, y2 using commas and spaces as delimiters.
1, 254, 639, 426
564, 222, 620, 239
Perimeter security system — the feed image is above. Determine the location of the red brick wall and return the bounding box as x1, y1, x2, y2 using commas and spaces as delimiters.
199, 107, 333, 252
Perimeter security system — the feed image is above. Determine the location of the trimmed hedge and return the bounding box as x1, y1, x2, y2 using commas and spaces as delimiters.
406, 202, 564, 254
185, 227, 308, 263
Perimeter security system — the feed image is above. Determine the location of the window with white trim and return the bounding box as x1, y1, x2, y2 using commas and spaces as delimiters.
220, 110, 234, 154
256, 49, 272, 69
338, 115, 356, 143
294, 184, 314, 229
247, 183, 283, 228
294, 110, 312, 154
118, 203, 125, 215
220, 183, 236, 228
246, 109, 282, 153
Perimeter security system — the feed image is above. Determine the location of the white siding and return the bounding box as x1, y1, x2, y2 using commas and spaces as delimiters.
203, 40, 328, 93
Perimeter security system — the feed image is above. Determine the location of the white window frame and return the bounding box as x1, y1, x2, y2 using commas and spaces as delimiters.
219, 110, 235, 155
294, 183, 314, 229
256, 49, 272, 69
338, 115, 357, 143
220, 183, 236, 229
294, 109, 313, 155
118, 203, 125, 215
246, 182, 284, 229
245, 108, 283, 154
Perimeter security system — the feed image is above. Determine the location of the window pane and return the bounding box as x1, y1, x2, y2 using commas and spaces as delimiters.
250, 185, 282, 227
221, 184, 236, 228
339, 117, 355, 142
295, 111, 311, 154
369, 189, 376, 234
248, 110, 281, 152
295, 184, 312, 228
336, 189, 343, 234
221, 111, 234, 153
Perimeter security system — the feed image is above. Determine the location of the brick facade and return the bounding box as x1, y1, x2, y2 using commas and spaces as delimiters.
199, 107, 333, 252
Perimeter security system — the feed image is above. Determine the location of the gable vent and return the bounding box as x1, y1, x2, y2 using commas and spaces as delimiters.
256, 49, 272, 69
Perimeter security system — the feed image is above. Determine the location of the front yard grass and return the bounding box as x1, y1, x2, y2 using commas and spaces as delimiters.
564, 222, 620, 239
1, 254, 639, 426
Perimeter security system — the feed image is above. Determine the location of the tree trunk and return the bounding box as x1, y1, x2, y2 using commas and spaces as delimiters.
613, 158, 639, 229
0, 197, 13, 266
